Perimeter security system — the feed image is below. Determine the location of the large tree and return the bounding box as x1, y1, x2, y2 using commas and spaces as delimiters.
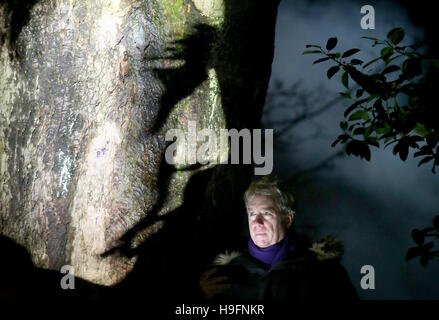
0, 0, 279, 295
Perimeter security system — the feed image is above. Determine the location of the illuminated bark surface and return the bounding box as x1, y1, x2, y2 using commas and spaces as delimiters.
0, 0, 279, 290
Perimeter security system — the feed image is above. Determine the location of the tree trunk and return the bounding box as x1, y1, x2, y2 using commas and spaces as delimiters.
0, 0, 279, 288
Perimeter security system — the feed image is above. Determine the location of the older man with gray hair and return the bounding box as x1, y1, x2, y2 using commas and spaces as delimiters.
199, 175, 358, 301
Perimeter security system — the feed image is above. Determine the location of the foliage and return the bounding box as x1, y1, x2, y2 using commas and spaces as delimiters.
406, 216, 439, 267
303, 28, 439, 172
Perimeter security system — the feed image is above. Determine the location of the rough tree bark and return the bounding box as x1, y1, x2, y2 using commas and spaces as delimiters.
0, 0, 279, 288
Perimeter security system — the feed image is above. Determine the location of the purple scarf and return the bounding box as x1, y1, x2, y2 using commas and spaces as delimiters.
248, 228, 296, 267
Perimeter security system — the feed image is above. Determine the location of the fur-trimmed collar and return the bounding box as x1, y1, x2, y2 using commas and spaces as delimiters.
214, 250, 243, 265
213, 235, 344, 265
309, 235, 344, 261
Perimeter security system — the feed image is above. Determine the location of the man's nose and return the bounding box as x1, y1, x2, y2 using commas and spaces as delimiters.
255, 213, 264, 224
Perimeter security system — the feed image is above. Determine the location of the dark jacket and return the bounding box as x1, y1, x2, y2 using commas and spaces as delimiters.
211, 234, 358, 302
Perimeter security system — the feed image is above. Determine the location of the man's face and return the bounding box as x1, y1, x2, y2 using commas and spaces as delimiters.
247, 194, 293, 248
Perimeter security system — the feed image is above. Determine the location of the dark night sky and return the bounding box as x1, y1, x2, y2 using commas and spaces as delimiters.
266, 0, 439, 299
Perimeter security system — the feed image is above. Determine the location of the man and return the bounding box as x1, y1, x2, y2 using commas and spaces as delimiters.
199, 175, 358, 301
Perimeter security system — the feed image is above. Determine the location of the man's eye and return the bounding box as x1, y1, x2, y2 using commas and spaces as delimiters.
263, 211, 272, 216
249, 211, 255, 216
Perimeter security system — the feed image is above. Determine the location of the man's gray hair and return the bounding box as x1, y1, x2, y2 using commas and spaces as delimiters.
243, 175, 296, 217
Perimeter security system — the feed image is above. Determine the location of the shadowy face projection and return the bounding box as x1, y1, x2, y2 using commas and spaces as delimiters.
0, 0, 279, 286
247, 194, 292, 248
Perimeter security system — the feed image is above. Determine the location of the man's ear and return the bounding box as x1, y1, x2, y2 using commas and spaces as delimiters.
285, 211, 294, 228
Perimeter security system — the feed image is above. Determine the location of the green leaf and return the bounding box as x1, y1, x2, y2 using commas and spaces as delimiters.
384, 136, 396, 145
414, 146, 432, 158
363, 57, 380, 69
361, 36, 379, 41
380, 47, 394, 59
331, 138, 341, 148
408, 136, 424, 149
395, 139, 409, 161
302, 50, 321, 55
346, 141, 371, 161
373, 98, 385, 116
345, 140, 356, 155
327, 66, 340, 79
376, 125, 390, 135
313, 57, 330, 64
371, 73, 386, 82
414, 123, 429, 137
402, 58, 422, 78
344, 98, 369, 117
350, 59, 363, 65
348, 124, 357, 131
356, 89, 364, 98
342, 48, 360, 58
364, 126, 373, 139
382, 65, 400, 74
339, 92, 351, 99
364, 144, 371, 161
341, 71, 349, 88
387, 27, 405, 45
418, 156, 434, 167
347, 66, 381, 95
340, 134, 350, 142
328, 53, 341, 59
340, 121, 348, 131
426, 132, 439, 148
326, 37, 338, 50
348, 109, 370, 121
367, 139, 380, 148
331, 134, 349, 147
353, 127, 365, 135
306, 44, 322, 48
